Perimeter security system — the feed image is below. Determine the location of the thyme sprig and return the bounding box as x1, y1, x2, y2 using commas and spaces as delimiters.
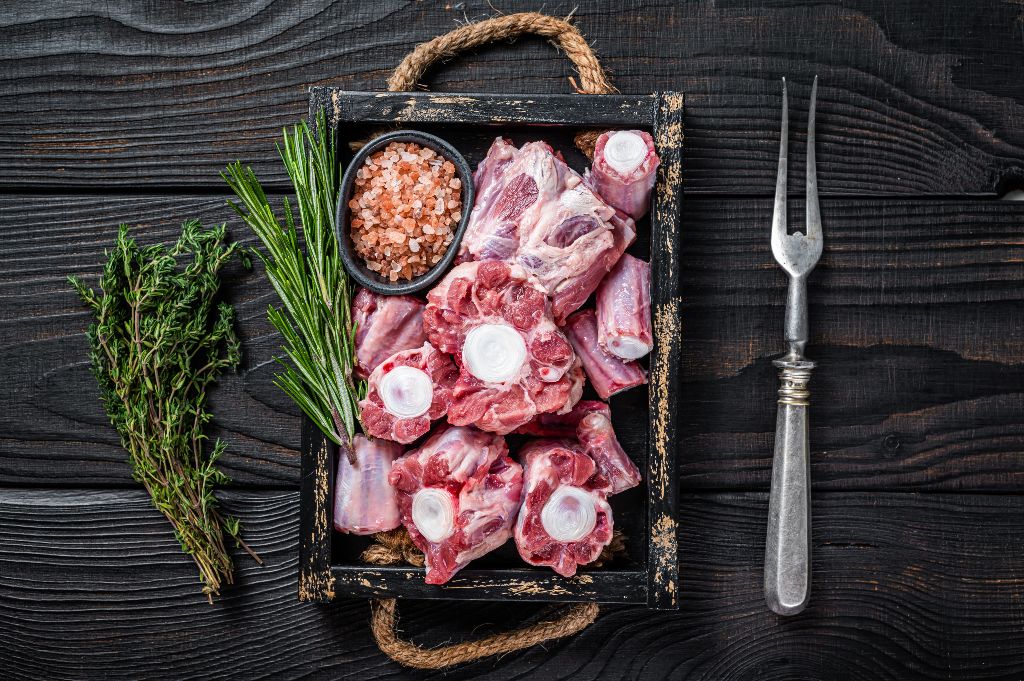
221, 110, 361, 448
70, 220, 260, 603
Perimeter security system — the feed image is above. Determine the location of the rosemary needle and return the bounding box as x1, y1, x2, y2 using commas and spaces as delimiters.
222, 110, 362, 450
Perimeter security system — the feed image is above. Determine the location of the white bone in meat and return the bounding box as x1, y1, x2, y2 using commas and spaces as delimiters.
359, 342, 458, 444
389, 425, 523, 584
424, 260, 581, 433
514, 440, 613, 576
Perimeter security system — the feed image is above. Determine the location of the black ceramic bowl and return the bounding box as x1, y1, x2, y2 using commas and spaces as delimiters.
336, 130, 475, 295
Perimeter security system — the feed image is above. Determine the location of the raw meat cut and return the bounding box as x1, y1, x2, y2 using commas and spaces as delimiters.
577, 408, 642, 494
514, 440, 614, 576
563, 309, 647, 400
424, 260, 581, 434
359, 342, 458, 444
513, 399, 610, 437
334, 435, 402, 535
596, 254, 653, 360
389, 425, 523, 584
352, 288, 426, 379
586, 130, 660, 220
561, 357, 586, 416
459, 137, 636, 323
516, 400, 641, 495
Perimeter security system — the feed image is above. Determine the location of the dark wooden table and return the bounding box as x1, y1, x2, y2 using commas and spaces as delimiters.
3, 2, 1023, 679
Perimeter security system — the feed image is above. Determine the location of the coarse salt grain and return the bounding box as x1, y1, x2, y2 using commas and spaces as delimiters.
349, 141, 462, 281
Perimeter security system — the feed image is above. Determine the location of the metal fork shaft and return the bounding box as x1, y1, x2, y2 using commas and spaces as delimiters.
784, 275, 809, 358
765, 358, 815, 616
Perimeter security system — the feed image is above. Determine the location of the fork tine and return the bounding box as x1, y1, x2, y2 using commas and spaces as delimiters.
771, 78, 789, 248
805, 75, 821, 240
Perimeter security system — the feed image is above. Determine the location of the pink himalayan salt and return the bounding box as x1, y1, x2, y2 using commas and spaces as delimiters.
349, 141, 462, 281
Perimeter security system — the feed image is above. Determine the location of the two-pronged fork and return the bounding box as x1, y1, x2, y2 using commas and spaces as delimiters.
764, 76, 823, 617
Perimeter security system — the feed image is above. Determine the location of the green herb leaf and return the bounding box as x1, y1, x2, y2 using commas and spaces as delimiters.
221, 110, 360, 447
69, 220, 261, 603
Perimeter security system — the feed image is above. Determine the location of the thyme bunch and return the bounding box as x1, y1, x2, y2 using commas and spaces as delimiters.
221, 110, 361, 448
70, 220, 260, 602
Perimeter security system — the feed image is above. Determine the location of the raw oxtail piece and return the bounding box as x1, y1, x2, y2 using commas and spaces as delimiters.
334, 435, 403, 535
352, 288, 426, 379
516, 401, 641, 495
514, 399, 610, 437
389, 425, 523, 584
359, 342, 458, 444
424, 260, 581, 434
596, 254, 653, 361
514, 440, 614, 577
587, 130, 660, 220
577, 409, 641, 495
460, 137, 635, 323
563, 309, 647, 400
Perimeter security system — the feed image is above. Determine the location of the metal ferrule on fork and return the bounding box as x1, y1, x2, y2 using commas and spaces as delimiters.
775, 359, 814, 407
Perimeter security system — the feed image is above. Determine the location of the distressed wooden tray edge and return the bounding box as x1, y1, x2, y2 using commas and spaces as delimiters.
299, 89, 683, 610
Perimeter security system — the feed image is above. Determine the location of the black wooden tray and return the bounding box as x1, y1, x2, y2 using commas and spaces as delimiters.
298, 89, 683, 609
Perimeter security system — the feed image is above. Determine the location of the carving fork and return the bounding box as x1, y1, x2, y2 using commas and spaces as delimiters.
764, 76, 823, 616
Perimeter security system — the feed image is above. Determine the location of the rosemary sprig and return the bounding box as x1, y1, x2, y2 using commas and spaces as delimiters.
221, 110, 361, 448
70, 220, 261, 603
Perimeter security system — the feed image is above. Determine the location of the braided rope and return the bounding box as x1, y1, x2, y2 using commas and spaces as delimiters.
362, 526, 624, 668
370, 598, 599, 670
386, 12, 615, 156
387, 12, 616, 95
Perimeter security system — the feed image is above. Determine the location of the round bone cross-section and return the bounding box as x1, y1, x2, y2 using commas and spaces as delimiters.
424, 261, 580, 434
359, 342, 458, 444
389, 425, 523, 584
514, 439, 614, 577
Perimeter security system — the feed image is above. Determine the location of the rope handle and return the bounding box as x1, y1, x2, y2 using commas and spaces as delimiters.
387, 12, 616, 94
386, 11, 616, 156
371, 599, 599, 670
363, 527, 624, 668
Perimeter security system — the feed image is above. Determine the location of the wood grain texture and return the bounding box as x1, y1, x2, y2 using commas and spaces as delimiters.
3, 1, 1024, 675
0, 194, 302, 487
2, 488, 1022, 680
1, 0, 1023, 194
323, 90, 660, 126
676, 198, 1024, 491
4, 194, 1022, 492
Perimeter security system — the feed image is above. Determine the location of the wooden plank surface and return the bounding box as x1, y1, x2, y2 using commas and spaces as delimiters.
3, 0, 1024, 677
1, 1, 1023, 194
2, 488, 1022, 680
0, 194, 302, 487
4, 194, 1021, 492
321, 90, 660, 125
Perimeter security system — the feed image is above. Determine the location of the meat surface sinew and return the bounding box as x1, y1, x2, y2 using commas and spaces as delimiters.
563, 308, 647, 400
460, 138, 635, 323
424, 260, 581, 434
516, 400, 641, 495
596, 254, 653, 360
388, 425, 523, 584
352, 288, 426, 379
